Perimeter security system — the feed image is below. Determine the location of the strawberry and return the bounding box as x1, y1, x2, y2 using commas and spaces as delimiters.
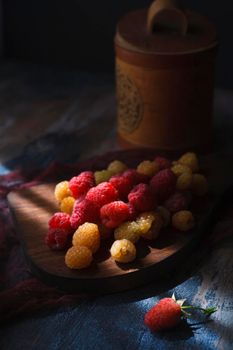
144, 294, 217, 332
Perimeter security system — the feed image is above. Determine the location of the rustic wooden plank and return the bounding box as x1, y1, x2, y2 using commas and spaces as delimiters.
7, 182, 199, 293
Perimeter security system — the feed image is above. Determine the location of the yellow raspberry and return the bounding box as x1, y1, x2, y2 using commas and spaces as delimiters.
94, 170, 113, 185
172, 210, 195, 231
114, 221, 140, 243
54, 181, 71, 202
192, 174, 208, 196
107, 160, 127, 175
65, 246, 93, 269
110, 239, 136, 263
136, 211, 163, 240
72, 223, 100, 253
137, 160, 159, 177
136, 212, 155, 234
171, 164, 192, 177
60, 196, 75, 215
176, 172, 193, 191
157, 206, 171, 227
178, 152, 199, 172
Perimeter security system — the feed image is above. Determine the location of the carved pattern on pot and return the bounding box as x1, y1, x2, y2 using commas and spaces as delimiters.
116, 64, 143, 133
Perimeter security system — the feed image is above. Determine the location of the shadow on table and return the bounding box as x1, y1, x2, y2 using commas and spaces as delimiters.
153, 319, 214, 342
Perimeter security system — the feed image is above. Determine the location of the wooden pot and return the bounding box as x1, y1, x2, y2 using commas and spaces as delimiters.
115, 0, 218, 153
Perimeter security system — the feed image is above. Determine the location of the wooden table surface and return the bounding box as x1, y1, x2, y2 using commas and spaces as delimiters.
0, 61, 233, 350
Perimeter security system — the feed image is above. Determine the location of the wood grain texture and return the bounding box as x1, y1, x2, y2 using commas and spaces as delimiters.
8, 180, 217, 293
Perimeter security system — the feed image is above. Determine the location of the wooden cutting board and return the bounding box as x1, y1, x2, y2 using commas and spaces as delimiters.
7, 150, 233, 293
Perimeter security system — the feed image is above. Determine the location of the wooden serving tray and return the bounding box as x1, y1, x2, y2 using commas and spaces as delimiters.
7, 150, 233, 293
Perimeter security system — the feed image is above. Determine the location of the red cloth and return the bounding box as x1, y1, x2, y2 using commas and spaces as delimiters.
0, 150, 233, 324
0, 152, 130, 323
0, 165, 83, 323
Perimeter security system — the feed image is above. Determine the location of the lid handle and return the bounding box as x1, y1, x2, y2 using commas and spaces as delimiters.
147, 0, 188, 35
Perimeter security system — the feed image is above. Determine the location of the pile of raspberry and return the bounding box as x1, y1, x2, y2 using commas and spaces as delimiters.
45, 153, 209, 269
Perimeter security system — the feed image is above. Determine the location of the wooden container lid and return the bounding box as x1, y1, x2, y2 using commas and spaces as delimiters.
116, 0, 217, 55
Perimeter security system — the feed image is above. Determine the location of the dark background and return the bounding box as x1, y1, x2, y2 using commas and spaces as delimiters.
2, 0, 232, 88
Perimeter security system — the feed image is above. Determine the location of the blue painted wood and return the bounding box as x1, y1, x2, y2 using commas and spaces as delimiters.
0, 255, 233, 350
0, 62, 233, 350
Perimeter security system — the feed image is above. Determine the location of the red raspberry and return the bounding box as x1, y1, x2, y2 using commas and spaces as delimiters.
109, 174, 132, 200
69, 171, 95, 199
164, 192, 190, 213
86, 182, 118, 209
154, 156, 172, 170
128, 203, 138, 221
100, 201, 130, 229
70, 199, 99, 229
48, 212, 72, 233
123, 169, 150, 186
45, 228, 69, 250
150, 169, 176, 202
144, 298, 181, 332
128, 184, 156, 213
